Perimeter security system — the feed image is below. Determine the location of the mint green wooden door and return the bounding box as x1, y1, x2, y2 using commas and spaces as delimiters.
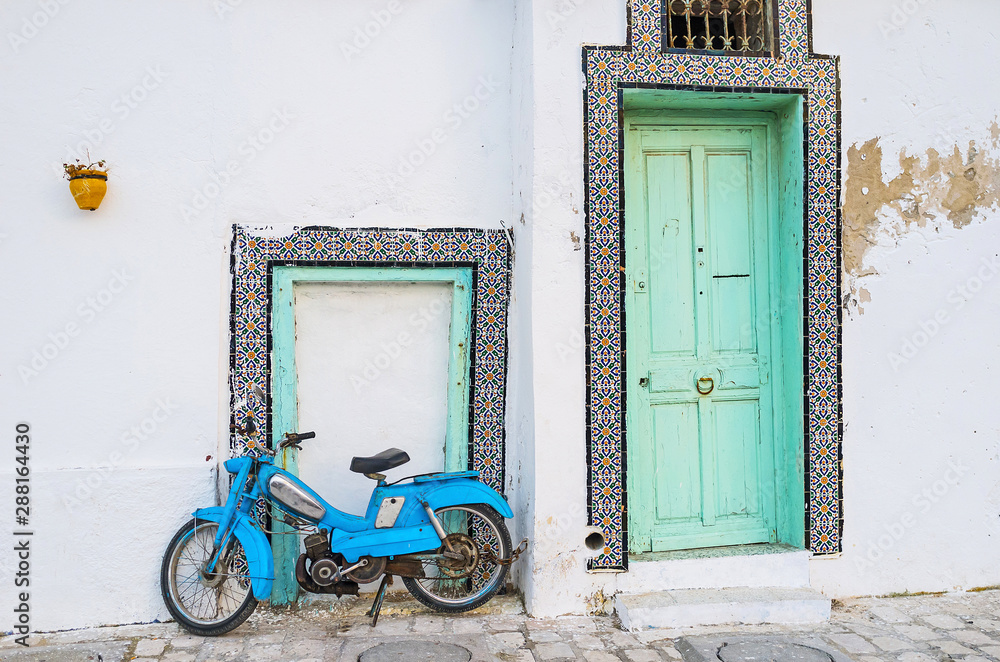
625, 122, 778, 552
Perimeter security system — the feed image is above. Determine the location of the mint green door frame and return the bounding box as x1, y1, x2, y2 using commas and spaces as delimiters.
269, 265, 474, 604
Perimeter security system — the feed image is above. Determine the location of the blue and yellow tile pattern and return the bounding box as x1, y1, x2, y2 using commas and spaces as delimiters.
229, 225, 512, 493
585, 0, 842, 568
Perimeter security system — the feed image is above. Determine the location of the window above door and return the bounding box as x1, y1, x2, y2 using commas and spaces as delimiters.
663, 0, 774, 55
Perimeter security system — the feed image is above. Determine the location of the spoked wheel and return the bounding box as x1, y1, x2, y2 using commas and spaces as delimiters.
160, 519, 258, 636
403, 504, 511, 613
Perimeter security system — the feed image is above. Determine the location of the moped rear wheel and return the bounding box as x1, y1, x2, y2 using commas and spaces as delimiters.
160, 518, 258, 636
402, 503, 511, 613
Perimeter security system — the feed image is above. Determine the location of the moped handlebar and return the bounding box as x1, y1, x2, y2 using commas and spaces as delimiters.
278, 431, 316, 449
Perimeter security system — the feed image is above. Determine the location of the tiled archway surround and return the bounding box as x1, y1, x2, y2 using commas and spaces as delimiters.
585, 1, 842, 569
229, 225, 511, 493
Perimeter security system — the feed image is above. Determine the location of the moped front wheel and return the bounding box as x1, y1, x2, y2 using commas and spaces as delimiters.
402, 503, 512, 613
160, 518, 258, 636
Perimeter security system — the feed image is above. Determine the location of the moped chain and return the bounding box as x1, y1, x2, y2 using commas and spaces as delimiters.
482, 538, 528, 566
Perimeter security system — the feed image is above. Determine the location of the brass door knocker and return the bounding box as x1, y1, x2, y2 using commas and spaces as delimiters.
696, 376, 714, 395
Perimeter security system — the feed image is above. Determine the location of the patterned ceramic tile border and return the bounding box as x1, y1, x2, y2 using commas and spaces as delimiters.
228, 225, 512, 493
585, 0, 842, 569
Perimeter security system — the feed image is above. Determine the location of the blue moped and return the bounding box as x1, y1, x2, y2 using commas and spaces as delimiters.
160, 387, 523, 636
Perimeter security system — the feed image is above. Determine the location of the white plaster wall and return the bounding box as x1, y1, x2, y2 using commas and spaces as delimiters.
5, 0, 1000, 631
0, 0, 515, 631
521, 0, 1000, 615
294, 281, 452, 518
808, 0, 1000, 597
520, 0, 627, 618
501, 0, 537, 596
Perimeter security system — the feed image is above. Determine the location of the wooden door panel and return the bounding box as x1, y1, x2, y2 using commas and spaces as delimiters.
717, 366, 763, 390
649, 367, 698, 393
711, 399, 763, 521
712, 277, 756, 353
647, 152, 696, 357
705, 152, 753, 277
651, 402, 701, 524
705, 151, 756, 354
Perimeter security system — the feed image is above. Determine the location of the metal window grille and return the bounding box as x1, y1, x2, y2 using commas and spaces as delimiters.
665, 0, 771, 53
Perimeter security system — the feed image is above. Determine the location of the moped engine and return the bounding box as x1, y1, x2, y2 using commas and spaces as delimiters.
344, 555, 387, 584
295, 531, 360, 596
310, 558, 339, 586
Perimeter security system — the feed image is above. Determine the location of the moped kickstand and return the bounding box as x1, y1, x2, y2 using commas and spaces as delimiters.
367, 574, 393, 627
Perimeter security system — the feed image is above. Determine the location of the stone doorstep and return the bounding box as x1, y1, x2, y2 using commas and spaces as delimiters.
620, 547, 812, 593
616, 587, 832, 631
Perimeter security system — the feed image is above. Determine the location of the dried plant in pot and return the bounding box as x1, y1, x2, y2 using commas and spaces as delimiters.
63, 159, 108, 211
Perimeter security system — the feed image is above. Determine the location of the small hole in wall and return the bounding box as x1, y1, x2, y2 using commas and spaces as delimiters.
585, 532, 606, 551
862, 187, 869, 195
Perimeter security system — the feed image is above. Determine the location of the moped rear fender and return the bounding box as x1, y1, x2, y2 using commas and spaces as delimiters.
328, 476, 513, 562
193, 506, 274, 600
395, 476, 514, 522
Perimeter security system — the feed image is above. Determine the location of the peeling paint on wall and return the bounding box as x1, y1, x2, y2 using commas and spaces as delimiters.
843, 124, 1000, 307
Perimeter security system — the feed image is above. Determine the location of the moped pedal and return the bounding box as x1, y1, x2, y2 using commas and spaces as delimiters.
367, 574, 393, 627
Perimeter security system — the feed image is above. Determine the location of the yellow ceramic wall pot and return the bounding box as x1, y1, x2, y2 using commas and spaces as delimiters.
68, 170, 108, 211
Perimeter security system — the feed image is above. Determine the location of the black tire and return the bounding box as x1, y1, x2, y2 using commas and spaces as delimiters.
160, 518, 258, 636
402, 503, 512, 613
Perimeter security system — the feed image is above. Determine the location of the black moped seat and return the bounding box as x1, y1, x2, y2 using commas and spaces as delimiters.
350, 448, 410, 474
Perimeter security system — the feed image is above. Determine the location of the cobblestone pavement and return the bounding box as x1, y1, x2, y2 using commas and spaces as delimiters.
3, 590, 1000, 661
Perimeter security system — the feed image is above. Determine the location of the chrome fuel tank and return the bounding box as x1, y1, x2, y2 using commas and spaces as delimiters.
259, 466, 327, 521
